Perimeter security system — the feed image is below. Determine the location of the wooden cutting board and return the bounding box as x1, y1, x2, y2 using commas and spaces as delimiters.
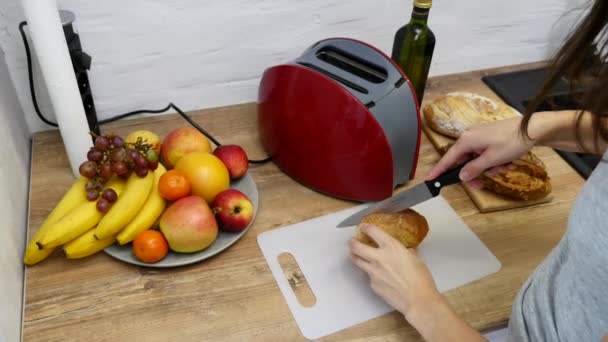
422, 119, 553, 212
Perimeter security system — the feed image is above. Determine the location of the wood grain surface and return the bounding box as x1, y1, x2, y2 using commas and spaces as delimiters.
23, 62, 585, 341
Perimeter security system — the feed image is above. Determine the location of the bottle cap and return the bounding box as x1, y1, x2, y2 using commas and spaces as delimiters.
414, 0, 432, 9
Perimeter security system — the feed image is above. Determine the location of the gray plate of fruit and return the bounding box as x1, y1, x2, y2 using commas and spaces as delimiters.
104, 172, 258, 268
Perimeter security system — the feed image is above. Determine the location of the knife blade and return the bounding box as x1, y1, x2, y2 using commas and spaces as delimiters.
335, 164, 464, 228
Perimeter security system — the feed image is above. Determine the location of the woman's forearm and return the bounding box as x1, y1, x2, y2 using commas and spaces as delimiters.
528, 110, 607, 154
405, 295, 487, 342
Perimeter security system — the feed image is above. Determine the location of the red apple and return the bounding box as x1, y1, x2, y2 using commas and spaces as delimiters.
161, 127, 211, 169
213, 145, 249, 179
211, 189, 254, 232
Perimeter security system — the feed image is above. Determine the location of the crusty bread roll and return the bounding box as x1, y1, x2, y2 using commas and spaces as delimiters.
438, 143, 552, 201
423, 92, 520, 138
481, 151, 552, 200
355, 209, 429, 248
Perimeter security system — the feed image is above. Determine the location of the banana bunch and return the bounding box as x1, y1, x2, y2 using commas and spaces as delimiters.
65, 165, 167, 257
63, 226, 116, 259
24, 164, 167, 265
116, 164, 167, 244
23, 177, 88, 265
39, 177, 126, 249
95, 167, 156, 239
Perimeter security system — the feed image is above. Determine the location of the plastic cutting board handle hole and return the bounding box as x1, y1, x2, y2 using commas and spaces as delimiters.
278, 252, 317, 308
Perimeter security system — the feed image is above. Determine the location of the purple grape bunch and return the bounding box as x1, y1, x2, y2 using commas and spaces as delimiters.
78, 133, 160, 212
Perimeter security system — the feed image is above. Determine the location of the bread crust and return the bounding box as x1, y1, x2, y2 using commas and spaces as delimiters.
481, 151, 552, 200
437, 145, 552, 201
423, 92, 520, 138
356, 209, 429, 248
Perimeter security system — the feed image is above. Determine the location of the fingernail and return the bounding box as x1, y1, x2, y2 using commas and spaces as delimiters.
459, 170, 471, 181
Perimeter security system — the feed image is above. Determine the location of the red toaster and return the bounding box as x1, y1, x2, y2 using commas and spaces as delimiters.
257, 38, 421, 202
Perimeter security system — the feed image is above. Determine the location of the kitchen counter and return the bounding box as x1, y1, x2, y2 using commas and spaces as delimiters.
23, 62, 584, 341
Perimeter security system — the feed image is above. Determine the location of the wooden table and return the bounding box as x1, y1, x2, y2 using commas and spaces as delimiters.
23, 62, 584, 341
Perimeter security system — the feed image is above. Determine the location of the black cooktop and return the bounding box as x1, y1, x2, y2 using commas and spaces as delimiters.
482, 67, 599, 179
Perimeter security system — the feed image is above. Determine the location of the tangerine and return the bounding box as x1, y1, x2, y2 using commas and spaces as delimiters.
158, 169, 192, 201
132, 230, 169, 263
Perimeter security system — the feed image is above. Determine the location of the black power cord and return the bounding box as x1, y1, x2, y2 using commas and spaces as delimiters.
19, 21, 271, 165
19, 21, 58, 127
101, 103, 273, 164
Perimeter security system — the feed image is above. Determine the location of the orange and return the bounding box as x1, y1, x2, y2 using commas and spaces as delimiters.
132, 230, 169, 263
174, 152, 230, 204
158, 169, 192, 201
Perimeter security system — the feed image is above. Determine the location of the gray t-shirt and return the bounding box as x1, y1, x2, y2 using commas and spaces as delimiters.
508, 151, 608, 341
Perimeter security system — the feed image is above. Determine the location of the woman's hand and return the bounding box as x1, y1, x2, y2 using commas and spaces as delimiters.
349, 224, 487, 342
426, 117, 537, 182
349, 224, 442, 319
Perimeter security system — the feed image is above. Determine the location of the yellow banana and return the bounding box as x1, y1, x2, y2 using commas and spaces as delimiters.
24, 236, 56, 266
95, 171, 154, 239
38, 177, 126, 249
24, 176, 88, 266
63, 227, 116, 259
116, 164, 167, 245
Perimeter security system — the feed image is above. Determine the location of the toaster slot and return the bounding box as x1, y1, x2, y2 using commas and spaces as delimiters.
297, 62, 369, 94
315, 46, 388, 84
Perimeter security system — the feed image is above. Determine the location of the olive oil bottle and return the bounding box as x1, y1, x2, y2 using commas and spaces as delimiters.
391, 0, 435, 103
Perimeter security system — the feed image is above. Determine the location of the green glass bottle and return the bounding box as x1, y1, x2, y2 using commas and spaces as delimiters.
391, 0, 435, 103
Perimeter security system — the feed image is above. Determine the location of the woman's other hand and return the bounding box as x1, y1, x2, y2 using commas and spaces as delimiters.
349, 224, 487, 342
426, 117, 537, 182
349, 223, 441, 319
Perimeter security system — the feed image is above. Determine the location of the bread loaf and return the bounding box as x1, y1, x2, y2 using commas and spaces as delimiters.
356, 209, 429, 248
423, 92, 520, 138
481, 151, 552, 200
437, 143, 552, 201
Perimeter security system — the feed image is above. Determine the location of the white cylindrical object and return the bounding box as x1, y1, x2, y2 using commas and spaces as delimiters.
22, 0, 92, 177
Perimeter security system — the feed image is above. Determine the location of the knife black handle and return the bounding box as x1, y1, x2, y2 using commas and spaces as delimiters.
424, 164, 465, 197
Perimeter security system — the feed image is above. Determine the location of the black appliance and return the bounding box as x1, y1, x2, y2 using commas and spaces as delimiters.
482, 67, 600, 179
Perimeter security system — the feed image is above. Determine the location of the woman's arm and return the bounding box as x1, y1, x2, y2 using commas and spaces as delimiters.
426, 110, 606, 182
350, 110, 605, 340
529, 110, 607, 154
350, 225, 487, 342
406, 294, 487, 342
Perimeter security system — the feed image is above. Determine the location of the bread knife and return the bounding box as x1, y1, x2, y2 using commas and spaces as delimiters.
335, 164, 464, 228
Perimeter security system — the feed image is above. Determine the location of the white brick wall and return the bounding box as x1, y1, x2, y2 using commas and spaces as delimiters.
0, 0, 587, 134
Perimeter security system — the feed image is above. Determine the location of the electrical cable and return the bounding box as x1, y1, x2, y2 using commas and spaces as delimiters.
19, 21, 58, 127
19, 22, 272, 165
100, 103, 273, 164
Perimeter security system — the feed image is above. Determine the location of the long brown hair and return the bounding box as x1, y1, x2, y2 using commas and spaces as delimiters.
522, 0, 608, 154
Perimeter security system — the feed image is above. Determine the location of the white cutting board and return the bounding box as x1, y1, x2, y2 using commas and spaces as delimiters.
257, 196, 501, 340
